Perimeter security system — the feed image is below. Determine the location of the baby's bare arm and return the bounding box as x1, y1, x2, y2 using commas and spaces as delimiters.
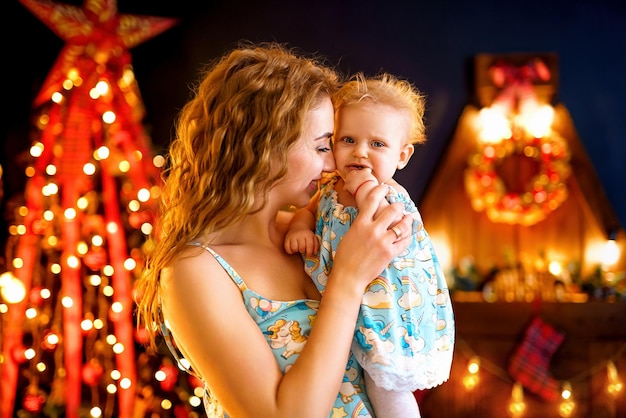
284, 194, 320, 256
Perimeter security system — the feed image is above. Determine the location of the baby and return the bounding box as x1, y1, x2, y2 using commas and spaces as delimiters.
285, 72, 455, 417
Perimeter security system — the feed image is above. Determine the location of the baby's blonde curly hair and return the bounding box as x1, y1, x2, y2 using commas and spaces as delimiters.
333, 72, 427, 145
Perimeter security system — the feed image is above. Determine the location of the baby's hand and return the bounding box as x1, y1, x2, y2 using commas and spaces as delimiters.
284, 229, 320, 256
344, 169, 378, 198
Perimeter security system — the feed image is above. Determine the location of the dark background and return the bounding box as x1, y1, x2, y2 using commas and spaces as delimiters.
3, 0, 625, 232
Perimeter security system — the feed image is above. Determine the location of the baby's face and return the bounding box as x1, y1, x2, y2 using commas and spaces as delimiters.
333, 101, 413, 184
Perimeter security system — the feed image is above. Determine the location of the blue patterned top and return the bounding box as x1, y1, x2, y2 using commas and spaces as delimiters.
161, 242, 375, 417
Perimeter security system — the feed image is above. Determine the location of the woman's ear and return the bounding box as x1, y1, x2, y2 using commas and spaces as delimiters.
397, 144, 414, 170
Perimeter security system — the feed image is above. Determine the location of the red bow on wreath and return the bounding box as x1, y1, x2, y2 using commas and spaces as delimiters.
488, 58, 552, 115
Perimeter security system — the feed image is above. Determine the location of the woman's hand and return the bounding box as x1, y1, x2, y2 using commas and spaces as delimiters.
331, 183, 413, 292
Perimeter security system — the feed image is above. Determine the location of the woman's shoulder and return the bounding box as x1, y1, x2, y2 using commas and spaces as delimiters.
161, 243, 240, 289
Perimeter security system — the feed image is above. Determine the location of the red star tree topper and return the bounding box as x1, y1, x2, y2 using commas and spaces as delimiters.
1, 1, 177, 417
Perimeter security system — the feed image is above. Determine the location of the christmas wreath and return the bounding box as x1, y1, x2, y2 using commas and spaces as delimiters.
464, 129, 571, 226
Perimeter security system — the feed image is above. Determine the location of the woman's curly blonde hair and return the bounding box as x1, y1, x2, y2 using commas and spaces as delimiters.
135, 41, 339, 351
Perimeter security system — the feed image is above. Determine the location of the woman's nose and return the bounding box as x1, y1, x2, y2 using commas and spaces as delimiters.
323, 152, 336, 171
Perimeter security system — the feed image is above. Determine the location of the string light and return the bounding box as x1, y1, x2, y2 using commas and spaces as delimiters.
607, 361, 624, 397
508, 382, 526, 417
455, 337, 625, 415
462, 356, 481, 390
558, 381, 575, 417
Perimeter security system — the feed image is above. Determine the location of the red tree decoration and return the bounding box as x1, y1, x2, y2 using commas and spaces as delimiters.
0, 1, 179, 417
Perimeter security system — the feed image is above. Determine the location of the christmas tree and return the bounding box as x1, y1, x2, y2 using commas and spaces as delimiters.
0, 1, 204, 416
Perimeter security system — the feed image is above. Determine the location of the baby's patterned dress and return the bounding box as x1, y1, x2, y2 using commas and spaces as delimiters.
305, 174, 455, 391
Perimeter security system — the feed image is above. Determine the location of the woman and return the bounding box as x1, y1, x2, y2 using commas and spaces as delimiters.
135, 42, 413, 418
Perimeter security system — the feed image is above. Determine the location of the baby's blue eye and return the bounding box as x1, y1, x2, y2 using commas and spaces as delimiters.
372, 141, 385, 148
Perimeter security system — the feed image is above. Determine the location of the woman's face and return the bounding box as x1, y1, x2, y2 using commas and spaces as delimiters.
277, 97, 335, 209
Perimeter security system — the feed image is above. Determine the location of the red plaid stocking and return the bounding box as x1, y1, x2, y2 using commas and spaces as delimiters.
507, 316, 565, 401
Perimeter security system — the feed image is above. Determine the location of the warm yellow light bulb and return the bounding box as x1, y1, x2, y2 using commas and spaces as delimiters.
561, 381, 572, 400
548, 261, 562, 276
524, 104, 554, 138
94, 146, 110, 160
89, 406, 103, 418
478, 106, 511, 143
119, 377, 131, 389
462, 374, 479, 390
558, 381, 575, 417
462, 357, 481, 390
602, 239, 620, 267
102, 110, 116, 124
0, 271, 26, 304
468, 356, 480, 374
607, 361, 624, 396
508, 382, 526, 417
160, 399, 173, 410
